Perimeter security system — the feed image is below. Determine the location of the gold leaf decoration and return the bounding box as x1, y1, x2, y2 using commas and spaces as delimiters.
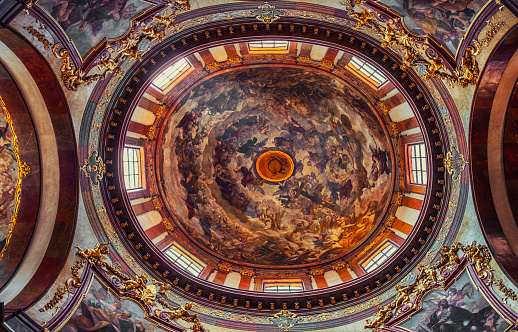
365, 242, 518, 330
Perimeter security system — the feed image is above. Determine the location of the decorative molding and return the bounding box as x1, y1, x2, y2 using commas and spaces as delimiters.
0, 95, 29, 259
240, 270, 255, 277
377, 100, 389, 114
217, 263, 232, 273
365, 242, 518, 330
25, 0, 191, 91
250, 1, 285, 25
332, 261, 348, 271
444, 145, 467, 182
40, 243, 207, 331
80, 150, 106, 186
309, 269, 325, 276
341, 0, 502, 88
268, 310, 304, 331
389, 122, 399, 137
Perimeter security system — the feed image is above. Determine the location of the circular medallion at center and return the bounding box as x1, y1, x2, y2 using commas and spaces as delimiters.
256, 151, 294, 182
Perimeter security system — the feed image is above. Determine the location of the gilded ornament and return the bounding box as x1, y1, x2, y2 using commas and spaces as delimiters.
80, 150, 106, 186
332, 261, 348, 271
152, 196, 161, 210
40, 243, 207, 332
268, 310, 304, 331
389, 122, 399, 137
365, 242, 518, 330
320, 60, 334, 69
217, 263, 232, 273
25, 1, 191, 90
296, 56, 311, 63
310, 269, 325, 276
342, 2, 485, 88
0, 96, 29, 259
147, 125, 156, 140
250, 2, 286, 25
444, 146, 467, 181
377, 100, 389, 114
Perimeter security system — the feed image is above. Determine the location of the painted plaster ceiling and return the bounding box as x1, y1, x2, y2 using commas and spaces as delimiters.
158, 66, 394, 267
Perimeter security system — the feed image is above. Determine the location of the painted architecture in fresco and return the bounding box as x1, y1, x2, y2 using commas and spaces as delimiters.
377, 0, 487, 53
61, 278, 166, 332
0, 99, 18, 255
38, 0, 150, 56
159, 67, 393, 266
400, 272, 510, 332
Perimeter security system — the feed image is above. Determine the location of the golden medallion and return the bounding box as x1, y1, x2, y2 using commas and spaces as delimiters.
256, 151, 294, 182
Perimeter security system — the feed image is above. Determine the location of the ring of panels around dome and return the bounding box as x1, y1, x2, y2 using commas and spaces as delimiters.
99, 21, 448, 312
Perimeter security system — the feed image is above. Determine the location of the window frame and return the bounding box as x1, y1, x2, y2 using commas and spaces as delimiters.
151, 58, 192, 91
361, 242, 398, 273
407, 143, 427, 185
164, 243, 205, 277
123, 146, 145, 191
248, 40, 290, 54
346, 56, 387, 88
262, 279, 304, 293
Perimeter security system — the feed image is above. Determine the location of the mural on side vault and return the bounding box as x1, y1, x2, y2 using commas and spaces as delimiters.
399, 271, 511, 332
377, 0, 487, 53
159, 67, 393, 266
0, 104, 18, 255
61, 278, 166, 332
38, 0, 150, 57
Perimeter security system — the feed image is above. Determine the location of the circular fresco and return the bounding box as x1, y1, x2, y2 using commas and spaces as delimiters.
159, 67, 394, 266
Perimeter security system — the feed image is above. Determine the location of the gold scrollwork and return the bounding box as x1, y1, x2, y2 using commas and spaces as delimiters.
250, 1, 286, 25
389, 122, 399, 137
377, 100, 389, 114
309, 269, 325, 276
25, 1, 191, 91
365, 242, 518, 330
332, 261, 348, 271
40, 243, 207, 332
268, 310, 304, 331
342, 1, 502, 88
0, 96, 29, 259
80, 151, 106, 186
217, 263, 232, 273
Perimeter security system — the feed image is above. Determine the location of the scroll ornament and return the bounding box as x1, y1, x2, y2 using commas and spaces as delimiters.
25, 0, 191, 91
40, 242, 207, 332
364, 242, 518, 331
342, 0, 505, 88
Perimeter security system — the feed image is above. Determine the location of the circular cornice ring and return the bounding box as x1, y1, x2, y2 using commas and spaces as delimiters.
92, 19, 451, 314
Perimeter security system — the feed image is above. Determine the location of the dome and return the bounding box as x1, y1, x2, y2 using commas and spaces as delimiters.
158, 66, 394, 267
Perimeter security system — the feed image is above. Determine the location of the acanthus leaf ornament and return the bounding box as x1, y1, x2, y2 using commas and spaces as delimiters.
250, 1, 286, 25
40, 243, 207, 332
444, 145, 467, 181
268, 310, 304, 331
25, 1, 191, 91
80, 150, 106, 186
341, 1, 505, 88
365, 242, 518, 331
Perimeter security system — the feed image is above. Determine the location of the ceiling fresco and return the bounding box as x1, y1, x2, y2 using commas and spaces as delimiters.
159, 67, 394, 266
377, 0, 487, 54
37, 0, 152, 56
0, 99, 19, 257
